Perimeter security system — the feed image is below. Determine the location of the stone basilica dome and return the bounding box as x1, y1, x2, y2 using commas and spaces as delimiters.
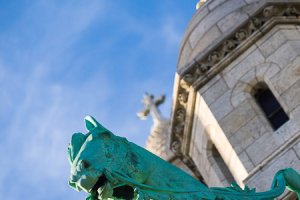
178, 0, 299, 73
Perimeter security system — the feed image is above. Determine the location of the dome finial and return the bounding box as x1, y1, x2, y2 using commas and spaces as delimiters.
196, 0, 207, 10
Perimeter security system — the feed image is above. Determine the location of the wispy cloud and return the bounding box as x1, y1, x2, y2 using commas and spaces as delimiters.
0, 69, 113, 199
0, 1, 110, 199
0, 1, 195, 199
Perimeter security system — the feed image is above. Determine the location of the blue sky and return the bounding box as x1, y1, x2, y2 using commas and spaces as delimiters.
0, 1, 196, 199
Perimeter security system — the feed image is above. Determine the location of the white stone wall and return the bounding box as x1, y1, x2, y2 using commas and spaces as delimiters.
170, 1, 300, 197
190, 92, 248, 187
195, 24, 300, 190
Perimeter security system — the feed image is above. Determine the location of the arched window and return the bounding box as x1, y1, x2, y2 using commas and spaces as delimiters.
253, 83, 289, 130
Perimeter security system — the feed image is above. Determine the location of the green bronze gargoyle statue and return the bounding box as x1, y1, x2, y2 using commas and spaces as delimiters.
68, 116, 300, 200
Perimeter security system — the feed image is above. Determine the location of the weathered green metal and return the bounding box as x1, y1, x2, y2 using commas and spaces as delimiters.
68, 116, 300, 200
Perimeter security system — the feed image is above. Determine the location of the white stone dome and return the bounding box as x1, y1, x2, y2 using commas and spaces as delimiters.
177, 0, 299, 73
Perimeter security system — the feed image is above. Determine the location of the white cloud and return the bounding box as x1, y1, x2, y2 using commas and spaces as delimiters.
161, 17, 183, 47
0, 68, 113, 199
0, 1, 112, 199
0, 1, 191, 199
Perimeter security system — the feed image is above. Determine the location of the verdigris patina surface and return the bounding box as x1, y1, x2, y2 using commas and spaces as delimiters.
68, 116, 300, 200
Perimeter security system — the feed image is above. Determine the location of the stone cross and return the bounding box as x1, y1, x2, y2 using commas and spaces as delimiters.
137, 93, 167, 124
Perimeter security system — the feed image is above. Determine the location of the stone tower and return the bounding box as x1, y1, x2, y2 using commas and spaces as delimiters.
167, 0, 300, 199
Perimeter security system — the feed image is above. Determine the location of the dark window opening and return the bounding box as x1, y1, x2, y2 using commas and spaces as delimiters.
212, 145, 235, 184
253, 84, 289, 130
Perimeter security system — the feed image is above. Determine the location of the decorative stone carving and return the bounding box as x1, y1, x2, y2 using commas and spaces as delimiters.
178, 90, 189, 105
207, 51, 220, 64
171, 140, 182, 156
248, 18, 263, 34
171, 107, 186, 157
175, 108, 186, 122
235, 29, 248, 42
222, 39, 239, 56
181, 77, 192, 87
283, 6, 300, 17
198, 63, 211, 73
263, 6, 278, 18
180, 78, 191, 90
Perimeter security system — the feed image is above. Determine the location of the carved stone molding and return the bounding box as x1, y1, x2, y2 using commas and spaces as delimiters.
182, 156, 206, 184
170, 3, 300, 166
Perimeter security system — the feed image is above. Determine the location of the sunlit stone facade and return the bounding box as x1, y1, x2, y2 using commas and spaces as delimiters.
146, 0, 300, 199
